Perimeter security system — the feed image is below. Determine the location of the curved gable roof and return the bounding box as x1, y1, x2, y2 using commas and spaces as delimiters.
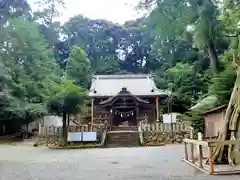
89, 74, 170, 97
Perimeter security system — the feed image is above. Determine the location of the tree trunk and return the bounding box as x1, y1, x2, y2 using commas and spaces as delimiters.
62, 113, 67, 145
209, 67, 240, 165
207, 39, 219, 74
26, 122, 29, 138
67, 114, 70, 126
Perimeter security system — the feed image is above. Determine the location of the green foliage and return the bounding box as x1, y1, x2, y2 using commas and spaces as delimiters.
1, 0, 240, 136
34, 0, 65, 27
0, 15, 60, 133
181, 109, 205, 133
163, 62, 209, 104
66, 46, 91, 88
209, 60, 236, 103
190, 95, 219, 111
0, 0, 31, 26
47, 80, 86, 115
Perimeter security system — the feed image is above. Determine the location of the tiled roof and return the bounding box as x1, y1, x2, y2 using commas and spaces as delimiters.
203, 104, 227, 115
190, 95, 218, 110
89, 74, 170, 97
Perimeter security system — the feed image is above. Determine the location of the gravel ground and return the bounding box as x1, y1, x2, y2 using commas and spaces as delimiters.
0, 144, 239, 180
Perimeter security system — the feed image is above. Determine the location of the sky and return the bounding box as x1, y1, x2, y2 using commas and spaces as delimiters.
30, 0, 142, 24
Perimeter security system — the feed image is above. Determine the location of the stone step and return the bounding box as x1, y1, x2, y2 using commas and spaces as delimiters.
105, 131, 140, 148
111, 126, 138, 131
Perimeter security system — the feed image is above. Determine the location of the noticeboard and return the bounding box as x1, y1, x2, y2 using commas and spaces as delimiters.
67, 132, 82, 142
82, 132, 97, 142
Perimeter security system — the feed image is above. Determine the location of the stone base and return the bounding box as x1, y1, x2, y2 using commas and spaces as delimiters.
105, 131, 140, 148
143, 132, 190, 146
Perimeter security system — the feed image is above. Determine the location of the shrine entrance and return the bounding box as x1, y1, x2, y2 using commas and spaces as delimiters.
99, 87, 150, 128
112, 108, 137, 126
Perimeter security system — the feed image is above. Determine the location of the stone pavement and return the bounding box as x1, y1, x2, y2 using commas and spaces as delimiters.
0, 144, 239, 180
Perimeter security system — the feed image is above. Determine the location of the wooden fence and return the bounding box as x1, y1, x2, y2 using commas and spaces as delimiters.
38, 124, 105, 136
183, 138, 240, 175
139, 122, 192, 133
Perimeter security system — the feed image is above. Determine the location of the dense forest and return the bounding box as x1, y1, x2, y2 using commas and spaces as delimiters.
0, 0, 240, 147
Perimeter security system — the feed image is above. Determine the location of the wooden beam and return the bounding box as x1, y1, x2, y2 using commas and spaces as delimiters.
183, 138, 209, 146
111, 106, 137, 109
208, 139, 240, 147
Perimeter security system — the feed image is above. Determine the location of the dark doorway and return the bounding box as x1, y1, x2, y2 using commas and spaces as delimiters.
112, 109, 137, 126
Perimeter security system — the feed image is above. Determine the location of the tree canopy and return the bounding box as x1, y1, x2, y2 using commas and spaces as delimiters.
1, 0, 239, 143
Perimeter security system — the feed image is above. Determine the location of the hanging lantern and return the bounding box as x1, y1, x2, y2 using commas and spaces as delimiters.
131, 111, 134, 116
127, 113, 129, 117
110, 109, 113, 114
121, 113, 123, 117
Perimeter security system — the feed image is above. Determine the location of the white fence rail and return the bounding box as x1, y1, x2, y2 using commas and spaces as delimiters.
38, 124, 106, 137
38, 125, 62, 136
139, 122, 192, 132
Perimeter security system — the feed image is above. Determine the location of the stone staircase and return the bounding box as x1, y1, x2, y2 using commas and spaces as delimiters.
111, 126, 138, 131
105, 126, 140, 148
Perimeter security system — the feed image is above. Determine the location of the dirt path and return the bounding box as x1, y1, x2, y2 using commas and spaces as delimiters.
0, 144, 239, 180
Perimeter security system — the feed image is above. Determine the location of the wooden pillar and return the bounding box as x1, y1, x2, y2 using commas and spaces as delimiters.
156, 96, 159, 121
199, 145, 203, 168
209, 147, 214, 175
91, 98, 94, 131
184, 142, 189, 160
38, 123, 42, 136
191, 143, 195, 164
190, 126, 195, 163
136, 103, 139, 124
198, 132, 203, 168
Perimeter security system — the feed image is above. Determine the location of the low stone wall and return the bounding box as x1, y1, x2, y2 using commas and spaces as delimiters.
142, 132, 190, 146
0, 133, 22, 142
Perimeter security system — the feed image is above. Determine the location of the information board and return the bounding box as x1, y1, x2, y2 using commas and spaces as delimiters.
67, 132, 82, 142
82, 132, 97, 142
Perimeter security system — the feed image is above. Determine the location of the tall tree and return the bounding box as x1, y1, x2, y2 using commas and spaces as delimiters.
47, 80, 86, 144
139, 0, 222, 74
0, 16, 60, 132
34, 0, 65, 27
208, 0, 240, 165
63, 16, 125, 73
188, 0, 220, 74
66, 46, 91, 88
0, 0, 31, 26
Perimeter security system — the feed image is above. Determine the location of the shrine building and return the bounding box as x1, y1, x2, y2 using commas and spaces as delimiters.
88, 74, 171, 127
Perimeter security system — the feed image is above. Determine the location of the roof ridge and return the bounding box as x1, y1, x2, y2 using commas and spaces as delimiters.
93, 74, 152, 79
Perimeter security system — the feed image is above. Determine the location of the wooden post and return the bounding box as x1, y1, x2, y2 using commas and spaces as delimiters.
184, 142, 189, 160
209, 147, 214, 175
197, 132, 203, 168
91, 98, 94, 131
191, 142, 195, 164
156, 96, 159, 121
136, 104, 139, 124
199, 145, 203, 168
190, 128, 193, 139
38, 123, 42, 136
